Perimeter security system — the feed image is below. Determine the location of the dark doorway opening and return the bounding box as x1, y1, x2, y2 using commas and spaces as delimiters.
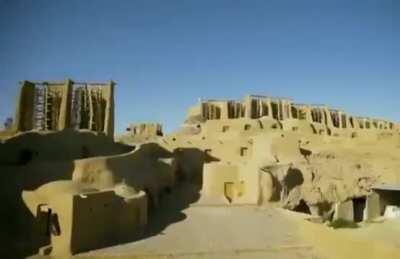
353, 197, 366, 222
293, 199, 311, 214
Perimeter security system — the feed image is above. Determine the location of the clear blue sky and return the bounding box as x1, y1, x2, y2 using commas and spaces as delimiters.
0, 0, 398, 133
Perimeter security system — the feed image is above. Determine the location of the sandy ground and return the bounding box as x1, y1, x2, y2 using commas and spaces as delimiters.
80, 207, 319, 259
78, 184, 400, 259
25, 184, 400, 259
78, 185, 321, 259
282, 210, 400, 259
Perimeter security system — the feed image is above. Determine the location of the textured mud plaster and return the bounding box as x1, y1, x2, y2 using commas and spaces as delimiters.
12, 80, 115, 137
172, 95, 400, 216
200, 161, 260, 205
364, 193, 380, 221
333, 200, 354, 221
72, 143, 176, 198
22, 181, 147, 255
0, 130, 128, 165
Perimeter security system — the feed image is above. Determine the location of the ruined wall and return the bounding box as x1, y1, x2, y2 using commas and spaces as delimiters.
186, 95, 398, 139
201, 162, 260, 205
71, 143, 176, 207
69, 190, 146, 254
4, 88, 400, 256
197, 122, 400, 212
72, 83, 115, 136
194, 95, 293, 121
159, 95, 400, 213
14, 81, 35, 131
117, 123, 163, 144
21, 181, 147, 255
0, 130, 135, 256
126, 123, 163, 137
14, 80, 72, 132
201, 163, 240, 203
0, 136, 172, 256
115, 94, 400, 213
0, 130, 131, 165
13, 80, 115, 137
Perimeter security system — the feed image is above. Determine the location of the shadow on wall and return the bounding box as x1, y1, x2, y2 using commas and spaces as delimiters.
70, 143, 218, 252
284, 168, 304, 192
133, 182, 202, 243
1, 136, 217, 256
131, 147, 219, 243
174, 147, 220, 185
260, 166, 304, 203
0, 130, 134, 257
0, 161, 74, 258
267, 171, 282, 202
0, 129, 134, 165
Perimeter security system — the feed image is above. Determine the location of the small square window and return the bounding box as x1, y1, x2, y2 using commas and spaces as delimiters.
240, 147, 248, 156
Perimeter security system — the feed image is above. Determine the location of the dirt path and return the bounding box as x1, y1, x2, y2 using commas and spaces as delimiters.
80, 186, 322, 258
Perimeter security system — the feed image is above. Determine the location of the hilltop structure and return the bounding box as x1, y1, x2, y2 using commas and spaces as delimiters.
160, 95, 400, 210
186, 95, 397, 135
14, 79, 115, 137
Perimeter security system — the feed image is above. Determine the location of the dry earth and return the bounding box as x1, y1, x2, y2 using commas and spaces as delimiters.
77, 183, 400, 259
78, 184, 322, 259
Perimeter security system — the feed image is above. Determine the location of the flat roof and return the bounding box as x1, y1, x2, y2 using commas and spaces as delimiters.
20, 80, 115, 86
372, 184, 400, 191
249, 94, 293, 101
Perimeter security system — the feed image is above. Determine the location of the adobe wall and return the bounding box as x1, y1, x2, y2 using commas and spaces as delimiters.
69, 190, 147, 254
0, 130, 131, 165
117, 123, 163, 144
21, 181, 147, 255
198, 131, 313, 205
126, 123, 163, 137
166, 95, 400, 212
14, 81, 35, 131
0, 130, 136, 256
186, 95, 399, 139
201, 162, 240, 203
12, 80, 115, 137
0, 139, 173, 256
71, 143, 176, 206
201, 162, 259, 205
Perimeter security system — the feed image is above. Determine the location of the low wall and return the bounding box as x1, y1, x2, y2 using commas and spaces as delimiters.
69, 190, 147, 254
72, 143, 176, 206
22, 181, 148, 255
0, 130, 132, 165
